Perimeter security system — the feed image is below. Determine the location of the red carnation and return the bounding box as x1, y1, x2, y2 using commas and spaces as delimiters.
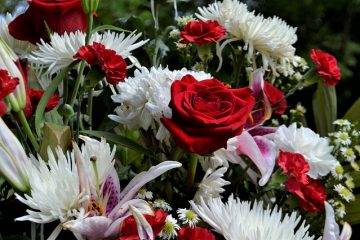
0, 70, 20, 116
23, 88, 60, 118
180, 20, 226, 46
9, 0, 87, 44
119, 210, 168, 240
178, 227, 216, 240
74, 42, 127, 85
161, 75, 255, 154
263, 81, 287, 114
286, 176, 326, 212
310, 49, 341, 86
277, 151, 309, 183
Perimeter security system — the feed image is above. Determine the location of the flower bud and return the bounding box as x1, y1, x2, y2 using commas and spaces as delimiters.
0, 118, 30, 192
81, 0, 100, 14
0, 38, 26, 112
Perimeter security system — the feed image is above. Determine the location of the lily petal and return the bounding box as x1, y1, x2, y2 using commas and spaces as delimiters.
323, 202, 340, 240
129, 204, 154, 240
63, 216, 112, 240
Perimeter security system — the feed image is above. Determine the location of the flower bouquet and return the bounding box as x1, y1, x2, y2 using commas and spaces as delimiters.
0, 0, 359, 239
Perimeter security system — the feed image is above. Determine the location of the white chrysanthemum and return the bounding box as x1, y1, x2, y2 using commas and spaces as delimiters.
159, 215, 180, 239
153, 199, 172, 211
136, 188, 154, 200
340, 147, 356, 162
273, 123, 337, 179
15, 147, 87, 224
28, 30, 148, 75
333, 132, 352, 146
334, 184, 355, 202
190, 196, 315, 240
177, 208, 199, 228
194, 167, 230, 203
109, 66, 211, 141
334, 119, 351, 127
0, 13, 36, 57
199, 151, 229, 171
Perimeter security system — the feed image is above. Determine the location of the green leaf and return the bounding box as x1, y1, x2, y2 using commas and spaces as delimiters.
91, 24, 131, 34
81, 130, 153, 157
39, 123, 72, 160
44, 109, 63, 125
35, 65, 73, 137
343, 97, 360, 122
344, 194, 360, 224
84, 66, 104, 91
312, 80, 337, 136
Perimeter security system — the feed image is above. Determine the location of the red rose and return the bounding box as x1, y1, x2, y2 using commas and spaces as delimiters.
277, 151, 309, 183
263, 81, 287, 114
23, 88, 60, 118
286, 176, 326, 212
74, 42, 127, 85
119, 210, 168, 240
8, 0, 87, 44
178, 227, 216, 240
310, 49, 341, 86
180, 20, 226, 46
161, 75, 255, 154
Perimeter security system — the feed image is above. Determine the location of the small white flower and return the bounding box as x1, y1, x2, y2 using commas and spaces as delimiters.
136, 188, 154, 200
334, 184, 355, 202
159, 215, 180, 239
331, 163, 344, 180
340, 147, 356, 162
273, 123, 337, 179
177, 208, 199, 227
334, 119, 351, 127
194, 167, 230, 203
333, 132, 352, 146
153, 199, 172, 211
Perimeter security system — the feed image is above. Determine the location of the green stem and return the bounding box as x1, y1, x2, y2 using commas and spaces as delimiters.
17, 110, 39, 151
186, 154, 198, 193
87, 88, 94, 130
63, 76, 69, 104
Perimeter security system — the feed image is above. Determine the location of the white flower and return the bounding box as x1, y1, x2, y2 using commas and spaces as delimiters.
334, 184, 355, 202
199, 151, 229, 171
0, 13, 35, 57
29, 30, 148, 75
177, 208, 199, 227
109, 66, 211, 141
340, 147, 356, 162
194, 167, 230, 203
159, 215, 180, 239
15, 147, 87, 224
136, 188, 154, 200
333, 132, 352, 146
331, 163, 344, 180
334, 119, 351, 127
190, 195, 315, 240
273, 123, 337, 179
153, 199, 172, 211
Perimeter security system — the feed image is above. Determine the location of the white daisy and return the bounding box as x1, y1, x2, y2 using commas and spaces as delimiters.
28, 30, 148, 75
340, 147, 356, 162
333, 132, 352, 146
177, 208, 199, 228
109, 66, 211, 141
15, 147, 87, 224
153, 199, 172, 211
194, 167, 230, 203
136, 188, 154, 200
334, 184, 355, 202
273, 123, 338, 179
159, 215, 180, 239
190, 195, 315, 240
333, 119, 351, 127
0, 13, 36, 57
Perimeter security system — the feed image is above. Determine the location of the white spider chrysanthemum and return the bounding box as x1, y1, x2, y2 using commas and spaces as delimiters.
159, 215, 180, 239
15, 147, 87, 224
197, 0, 297, 72
177, 208, 199, 228
273, 123, 337, 179
28, 30, 148, 75
194, 167, 230, 203
190, 196, 315, 240
109, 66, 211, 141
153, 199, 172, 211
199, 151, 229, 171
0, 13, 36, 57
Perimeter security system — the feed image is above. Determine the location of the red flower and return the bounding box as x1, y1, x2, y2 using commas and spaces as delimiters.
8, 0, 87, 44
263, 81, 287, 114
310, 49, 341, 86
23, 88, 60, 118
277, 151, 309, 183
74, 42, 127, 85
161, 75, 255, 154
180, 20, 226, 46
119, 210, 168, 240
178, 227, 216, 240
286, 176, 326, 212
0, 70, 20, 116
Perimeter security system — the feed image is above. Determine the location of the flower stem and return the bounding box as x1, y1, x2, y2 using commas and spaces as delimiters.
16, 110, 39, 151
186, 154, 198, 193
87, 88, 94, 130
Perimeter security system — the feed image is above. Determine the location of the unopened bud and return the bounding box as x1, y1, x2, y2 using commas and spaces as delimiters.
81, 0, 100, 14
